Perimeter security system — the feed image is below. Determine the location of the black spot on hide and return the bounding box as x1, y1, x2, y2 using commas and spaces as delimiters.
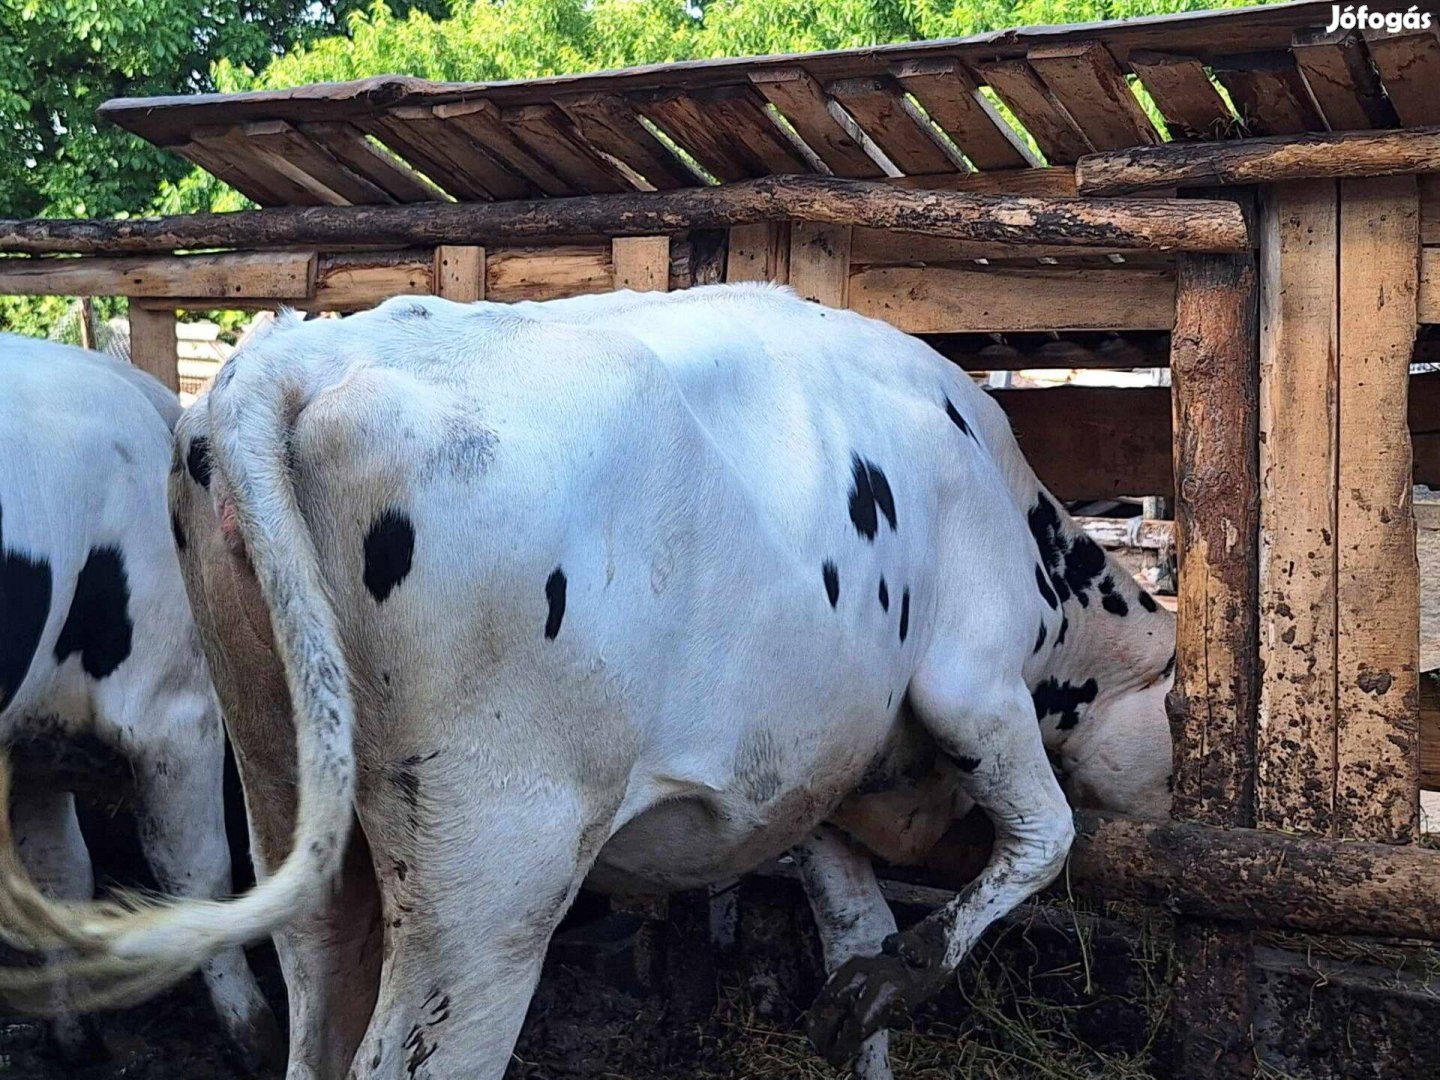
186, 437, 212, 489
545, 567, 567, 639
1032, 677, 1099, 731
847, 455, 897, 542
53, 546, 132, 680
364, 509, 416, 603
822, 561, 840, 608
0, 503, 52, 712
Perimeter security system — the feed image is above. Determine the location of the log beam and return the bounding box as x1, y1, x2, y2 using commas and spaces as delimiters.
0, 177, 1251, 257
1078, 124, 1440, 196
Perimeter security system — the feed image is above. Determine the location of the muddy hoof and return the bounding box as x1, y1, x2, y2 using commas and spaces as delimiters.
803, 930, 952, 1066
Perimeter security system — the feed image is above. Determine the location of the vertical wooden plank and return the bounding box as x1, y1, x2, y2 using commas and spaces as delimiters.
787, 224, 850, 308
434, 245, 486, 302
725, 223, 790, 283
612, 236, 671, 292
128, 304, 179, 393
1168, 197, 1259, 1079
1170, 224, 1260, 831
1257, 180, 1339, 836
1336, 175, 1421, 844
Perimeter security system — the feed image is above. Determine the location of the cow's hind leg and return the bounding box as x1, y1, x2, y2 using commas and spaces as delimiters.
125, 708, 283, 1073
794, 826, 896, 1080
350, 764, 608, 1080
9, 785, 105, 1062
807, 671, 1073, 1066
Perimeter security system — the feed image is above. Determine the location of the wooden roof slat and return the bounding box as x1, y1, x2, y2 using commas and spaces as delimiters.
361, 108, 531, 201
295, 122, 447, 203
636, 86, 807, 181
1213, 52, 1325, 135
167, 139, 297, 207
432, 100, 579, 196
503, 103, 636, 194
973, 58, 1094, 165
1026, 41, 1162, 150
241, 120, 395, 204
1364, 28, 1440, 127
97, 2, 1340, 146
189, 126, 335, 206
556, 93, 698, 190
890, 59, 1038, 171
1127, 52, 1235, 140
1292, 28, 1395, 131
749, 68, 884, 178
827, 76, 962, 175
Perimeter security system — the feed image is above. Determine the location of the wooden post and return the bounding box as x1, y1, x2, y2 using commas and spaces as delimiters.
1257, 180, 1339, 836
787, 223, 851, 308
1336, 175, 1421, 843
433, 244, 485, 301
725, 222, 790, 283
127, 304, 178, 393
1168, 193, 1260, 1079
611, 236, 671, 292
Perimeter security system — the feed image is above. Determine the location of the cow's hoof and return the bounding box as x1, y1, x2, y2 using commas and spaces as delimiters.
803, 930, 951, 1067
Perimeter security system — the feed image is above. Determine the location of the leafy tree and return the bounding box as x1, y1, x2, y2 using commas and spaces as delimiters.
0, 0, 448, 220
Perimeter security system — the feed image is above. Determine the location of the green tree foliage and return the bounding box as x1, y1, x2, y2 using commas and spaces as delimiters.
0, 0, 448, 220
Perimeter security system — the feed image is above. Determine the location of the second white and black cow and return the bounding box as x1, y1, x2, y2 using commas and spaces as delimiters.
0, 288, 1173, 1079
0, 334, 280, 1068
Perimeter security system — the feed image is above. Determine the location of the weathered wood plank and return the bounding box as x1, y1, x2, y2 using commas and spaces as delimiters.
363, 108, 529, 201
486, 244, 613, 301
1336, 175, 1421, 844
826, 76, 960, 176
749, 68, 883, 178
432, 100, 578, 197
992, 385, 1173, 500
1127, 52, 1234, 141
1168, 234, 1259, 828
1213, 53, 1325, 136
1027, 41, 1161, 151
127, 305, 178, 392
848, 264, 1176, 332
1423, 246, 1440, 321
1077, 125, 1440, 196
186, 127, 329, 206
890, 59, 1037, 171
973, 58, 1093, 165
556, 93, 697, 189
1167, 205, 1260, 1080
433, 245, 485, 302
1257, 180, 1338, 836
725, 222, 790, 283
295, 122, 445, 204
1365, 28, 1440, 127
787, 223, 850, 308
313, 251, 432, 310
1423, 177, 1440, 246
612, 236, 670, 292
1292, 28, 1395, 131
241, 120, 394, 205
637, 86, 806, 181
0, 251, 316, 299
0, 178, 1251, 257
503, 103, 634, 195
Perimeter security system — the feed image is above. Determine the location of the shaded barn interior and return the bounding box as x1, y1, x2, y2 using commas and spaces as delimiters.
5, 0, 1440, 1075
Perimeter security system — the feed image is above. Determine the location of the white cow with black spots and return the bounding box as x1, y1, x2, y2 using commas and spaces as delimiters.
0, 334, 279, 1068
0, 287, 1174, 1080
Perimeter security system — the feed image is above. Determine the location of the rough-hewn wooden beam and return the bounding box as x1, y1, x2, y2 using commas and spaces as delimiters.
0, 177, 1251, 257
1078, 125, 1440, 196
0, 251, 316, 299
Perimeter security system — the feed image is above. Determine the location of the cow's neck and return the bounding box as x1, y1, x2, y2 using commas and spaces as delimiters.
1025, 489, 1175, 723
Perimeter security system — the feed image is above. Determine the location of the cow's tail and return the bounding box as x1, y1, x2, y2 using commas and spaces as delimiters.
0, 356, 356, 1011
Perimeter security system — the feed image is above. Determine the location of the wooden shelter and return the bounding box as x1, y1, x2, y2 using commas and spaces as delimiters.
5, 0, 1440, 1072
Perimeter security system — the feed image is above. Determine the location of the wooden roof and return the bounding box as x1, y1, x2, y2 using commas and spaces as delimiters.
98, 0, 1440, 208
